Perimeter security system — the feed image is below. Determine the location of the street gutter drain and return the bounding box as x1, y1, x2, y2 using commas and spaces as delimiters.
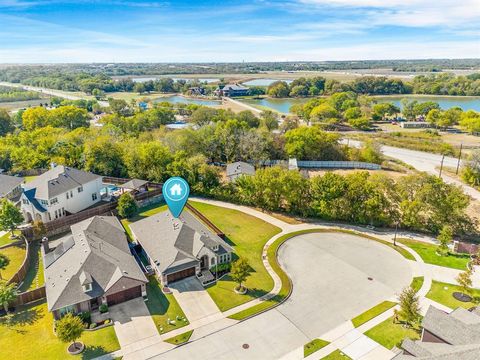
368, 277, 373, 281
242, 344, 249, 349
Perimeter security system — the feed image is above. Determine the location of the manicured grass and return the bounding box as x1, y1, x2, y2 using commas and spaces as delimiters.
121, 203, 167, 240
410, 276, 424, 293
229, 228, 413, 321
190, 201, 281, 311
164, 330, 193, 345
398, 238, 469, 270
351, 301, 397, 328
304, 338, 330, 357
0, 230, 20, 247
18, 243, 44, 292
0, 301, 120, 360
364, 316, 421, 350
426, 280, 480, 309
145, 277, 189, 334
0, 244, 26, 281
321, 349, 352, 360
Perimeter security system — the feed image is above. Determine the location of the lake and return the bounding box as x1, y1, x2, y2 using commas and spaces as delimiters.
241, 96, 480, 113
155, 95, 221, 106
242, 78, 293, 87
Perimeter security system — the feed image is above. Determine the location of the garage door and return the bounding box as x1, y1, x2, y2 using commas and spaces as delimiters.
106, 285, 142, 306
166, 267, 196, 283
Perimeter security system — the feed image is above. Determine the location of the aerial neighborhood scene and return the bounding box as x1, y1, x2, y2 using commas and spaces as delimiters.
1, 1, 480, 360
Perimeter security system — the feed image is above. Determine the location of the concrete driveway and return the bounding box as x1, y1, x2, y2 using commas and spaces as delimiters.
108, 297, 159, 348
152, 232, 412, 360
169, 277, 221, 323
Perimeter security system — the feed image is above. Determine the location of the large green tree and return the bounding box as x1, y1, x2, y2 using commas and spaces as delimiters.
0, 280, 17, 314
0, 199, 24, 237
55, 313, 85, 351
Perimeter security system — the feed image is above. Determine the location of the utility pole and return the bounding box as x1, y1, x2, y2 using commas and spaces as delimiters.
439, 154, 445, 178
456, 143, 463, 175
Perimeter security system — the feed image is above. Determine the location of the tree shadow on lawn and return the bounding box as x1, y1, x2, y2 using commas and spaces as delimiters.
81, 345, 110, 360
0, 302, 43, 333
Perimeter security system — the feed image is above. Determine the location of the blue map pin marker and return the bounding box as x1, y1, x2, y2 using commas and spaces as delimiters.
162, 177, 190, 218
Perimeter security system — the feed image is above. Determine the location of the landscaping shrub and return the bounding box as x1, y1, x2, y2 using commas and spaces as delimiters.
99, 304, 108, 313
89, 323, 97, 329
78, 311, 91, 325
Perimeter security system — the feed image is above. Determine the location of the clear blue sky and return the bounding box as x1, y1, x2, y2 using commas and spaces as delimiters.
0, 0, 479, 63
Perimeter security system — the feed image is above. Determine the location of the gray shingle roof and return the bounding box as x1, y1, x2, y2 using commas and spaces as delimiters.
0, 174, 23, 198
44, 216, 147, 311
226, 161, 255, 177
119, 179, 148, 190
222, 84, 249, 91
394, 306, 480, 360
129, 209, 233, 276
25, 166, 101, 199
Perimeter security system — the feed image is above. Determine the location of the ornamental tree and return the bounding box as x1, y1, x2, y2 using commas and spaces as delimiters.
116, 193, 138, 219
398, 286, 421, 327
230, 257, 252, 292
0, 254, 10, 280
0, 280, 17, 314
0, 199, 24, 237
56, 313, 85, 351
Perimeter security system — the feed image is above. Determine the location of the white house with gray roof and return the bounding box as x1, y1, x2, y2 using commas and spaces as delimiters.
129, 210, 233, 285
394, 305, 480, 359
20, 165, 103, 223
43, 216, 147, 319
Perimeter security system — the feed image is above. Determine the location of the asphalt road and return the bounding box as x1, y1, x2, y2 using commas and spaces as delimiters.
344, 139, 480, 201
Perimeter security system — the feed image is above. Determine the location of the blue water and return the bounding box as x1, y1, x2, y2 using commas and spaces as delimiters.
374, 96, 480, 112
242, 96, 480, 113
243, 78, 293, 87
155, 95, 221, 107
100, 184, 118, 195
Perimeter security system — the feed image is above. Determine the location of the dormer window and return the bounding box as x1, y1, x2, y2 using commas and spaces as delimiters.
83, 283, 92, 292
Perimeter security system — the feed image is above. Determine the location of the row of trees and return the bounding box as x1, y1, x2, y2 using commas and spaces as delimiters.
225, 168, 473, 235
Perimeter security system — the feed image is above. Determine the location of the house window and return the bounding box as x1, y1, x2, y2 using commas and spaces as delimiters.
50, 198, 58, 205
22, 199, 29, 205
70, 191, 73, 198
211, 257, 216, 266
62, 208, 65, 216
66, 192, 69, 199
92, 193, 98, 201
48, 213, 51, 221
40, 200, 48, 206
83, 283, 92, 292
78, 186, 83, 193
54, 210, 58, 219
59, 305, 75, 317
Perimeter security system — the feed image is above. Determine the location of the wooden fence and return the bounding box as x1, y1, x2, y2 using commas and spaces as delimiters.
14, 286, 46, 306
8, 236, 31, 286
186, 203, 225, 239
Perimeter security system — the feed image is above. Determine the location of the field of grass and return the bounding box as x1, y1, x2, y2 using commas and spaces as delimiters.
364, 316, 421, 350
426, 280, 480, 309
410, 276, 424, 293
190, 201, 281, 311
351, 301, 397, 328
321, 349, 352, 360
304, 339, 330, 357
356, 131, 458, 157
164, 330, 193, 345
107, 91, 170, 102
398, 238, 469, 270
0, 244, 26, 281
0, 301, 120, 360
145, 277, 189, 334
18, 243, 44, 292
0, 231, 20, 247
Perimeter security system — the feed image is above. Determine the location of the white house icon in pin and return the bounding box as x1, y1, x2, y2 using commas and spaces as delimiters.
170, 183, 183, 196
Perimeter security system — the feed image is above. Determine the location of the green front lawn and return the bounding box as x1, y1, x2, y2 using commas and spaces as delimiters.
398, 238, 470, 270
304, 338, 330, 357
364, 316, 421, 350
190, 201, 281, 311
18, 243, 44, 292
145, 277, 189, 334
0, 244, 26, 281
351, 301, 397, 328
410, 277, 424, 293
164, 330, 193, 345
0, 231, 21, 247
426, 280, 480, 309
321, 349, 352, 360
0, 301, 120, 360
121, 203, 167, 241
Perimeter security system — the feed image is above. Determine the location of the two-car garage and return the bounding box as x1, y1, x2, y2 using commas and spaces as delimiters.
165, 267, 196, 284
106, 285, 142, 306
